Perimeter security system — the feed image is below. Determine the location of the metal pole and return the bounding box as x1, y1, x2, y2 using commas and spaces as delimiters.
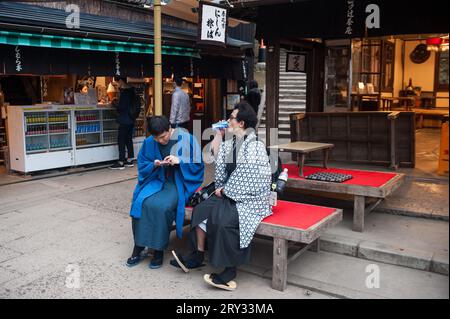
154, 0, 162, 116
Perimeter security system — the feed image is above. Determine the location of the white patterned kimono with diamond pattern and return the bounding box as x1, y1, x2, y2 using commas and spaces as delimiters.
215, 132, 272, 249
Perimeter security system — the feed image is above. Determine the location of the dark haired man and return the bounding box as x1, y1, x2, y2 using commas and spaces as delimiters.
170, 77, 191, 130
127, 115, 204, 269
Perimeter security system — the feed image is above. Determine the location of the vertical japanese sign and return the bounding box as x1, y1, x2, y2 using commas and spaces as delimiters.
198, 2, 228, 47
15, 46, 23, 72
345, 0, 355, 36
115, 52, 121, 76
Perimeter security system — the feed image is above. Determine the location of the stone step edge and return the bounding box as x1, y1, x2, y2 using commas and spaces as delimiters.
374, 207, 449, 222
239, 263, 385, 299
319, 233, 449, 276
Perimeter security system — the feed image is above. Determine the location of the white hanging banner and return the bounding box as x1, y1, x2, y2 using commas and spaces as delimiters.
115, 52, 121, 76
15, 46, 23, 72
198, 1, 228, 47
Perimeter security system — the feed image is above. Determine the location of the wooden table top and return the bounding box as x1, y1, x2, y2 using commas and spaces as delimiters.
269, 141, 334, 153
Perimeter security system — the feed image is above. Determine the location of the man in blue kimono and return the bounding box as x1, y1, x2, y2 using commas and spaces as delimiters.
126, 116, 204, 269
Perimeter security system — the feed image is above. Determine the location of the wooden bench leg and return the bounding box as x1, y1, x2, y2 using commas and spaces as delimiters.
353, 195, 365, 232
272, 237, 288, 291
309, 238, 321, 253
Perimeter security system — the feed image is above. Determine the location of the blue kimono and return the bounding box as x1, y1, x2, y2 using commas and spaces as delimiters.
130, 129, 204, 250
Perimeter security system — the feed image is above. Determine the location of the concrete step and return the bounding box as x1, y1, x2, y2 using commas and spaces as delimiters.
319, 232, 449, 277
280, 84, 308, 89
279, 99, 307, 104
280, 88, 307, 93
279, 80, 306, 86
280, 71, 306, 76
279, 75, 307, 80
279, 92, 307, 97
242, 244, 449, 299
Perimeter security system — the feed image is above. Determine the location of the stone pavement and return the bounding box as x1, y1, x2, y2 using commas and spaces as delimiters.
0, 166, 448, 299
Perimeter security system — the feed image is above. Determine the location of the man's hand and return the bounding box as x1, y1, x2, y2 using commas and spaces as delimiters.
154, 159, 162, 167
215, 187, 224, 198
163, 155, 180, 166
210, 130, 225, 157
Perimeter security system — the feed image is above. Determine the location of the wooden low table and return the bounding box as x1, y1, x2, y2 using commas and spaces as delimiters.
269, 141, 334, 177
282, 164, 405, 232
381, 97, 415, 111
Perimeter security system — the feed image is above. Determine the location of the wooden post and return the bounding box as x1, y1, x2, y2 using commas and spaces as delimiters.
272, 237, 288, 291
388, 112, 399, 170
265, 36, 280, 147
353, 195, 365, 232
309, 238, 321, 253
154, 0, 162, 116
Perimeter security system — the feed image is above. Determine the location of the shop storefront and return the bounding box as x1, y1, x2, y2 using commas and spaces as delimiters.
230, 0, 449, 170
0, 1, 252, 174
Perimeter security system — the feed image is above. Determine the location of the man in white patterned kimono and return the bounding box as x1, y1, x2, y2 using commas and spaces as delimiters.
171, 102, 272, 291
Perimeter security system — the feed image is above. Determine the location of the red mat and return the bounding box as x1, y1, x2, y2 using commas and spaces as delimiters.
282, 164, 397, 188
262, 200, 337, 230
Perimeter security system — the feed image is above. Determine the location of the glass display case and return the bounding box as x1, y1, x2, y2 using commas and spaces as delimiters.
102, 109, 119, 144
75, 110, 101, 148
48, 111, 71, 151
7, 105, 143, 173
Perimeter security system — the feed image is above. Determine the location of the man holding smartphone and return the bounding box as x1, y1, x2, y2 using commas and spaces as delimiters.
127, 116, 204, 269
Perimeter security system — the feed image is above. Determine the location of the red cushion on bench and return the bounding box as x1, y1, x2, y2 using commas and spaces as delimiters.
282, 164, 397, 188
262, 200, 337, 230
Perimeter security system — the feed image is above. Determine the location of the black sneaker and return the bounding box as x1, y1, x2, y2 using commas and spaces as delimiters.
170, 250, 205, 273
124, 160, 134, 168
109, 162, 125, 170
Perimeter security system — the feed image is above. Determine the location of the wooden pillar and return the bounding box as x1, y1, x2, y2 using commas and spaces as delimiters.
153, 0, 162, 116
272, 237, 288, 291
265, 37, 280, 147
309, 238, 321, 253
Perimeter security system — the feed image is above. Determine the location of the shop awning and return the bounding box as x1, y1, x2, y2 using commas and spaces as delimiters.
0, 2, 252, 51
0, 30, 200, 58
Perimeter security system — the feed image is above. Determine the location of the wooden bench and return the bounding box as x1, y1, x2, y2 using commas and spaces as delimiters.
282, 164, 405, 232
185, 200, 342, 291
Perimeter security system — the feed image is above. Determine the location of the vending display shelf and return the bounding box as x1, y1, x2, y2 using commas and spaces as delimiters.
7, 105, 144, 173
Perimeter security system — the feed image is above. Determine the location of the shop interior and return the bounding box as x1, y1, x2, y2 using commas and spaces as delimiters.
0, 73, 239, 180
323, 33, 449, 174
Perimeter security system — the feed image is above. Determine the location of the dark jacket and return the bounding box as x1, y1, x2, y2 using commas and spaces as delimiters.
115, 87, 135, 126
246, 88, 261, 114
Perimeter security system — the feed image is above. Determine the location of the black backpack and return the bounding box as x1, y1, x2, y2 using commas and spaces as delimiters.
246, 136, 283, 185
129, 89, 142, 120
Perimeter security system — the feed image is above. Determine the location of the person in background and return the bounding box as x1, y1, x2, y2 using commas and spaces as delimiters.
127, 116, 204, 269
110, 77, 136, 170
245, 80, 261, 115
170, 77, 191, 130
